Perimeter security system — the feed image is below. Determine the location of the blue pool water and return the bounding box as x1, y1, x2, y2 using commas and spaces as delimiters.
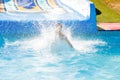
1, 0, 119, 80
0, 26, 120, 80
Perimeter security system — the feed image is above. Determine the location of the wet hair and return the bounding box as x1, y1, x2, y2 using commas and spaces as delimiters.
55, 23, 63, 33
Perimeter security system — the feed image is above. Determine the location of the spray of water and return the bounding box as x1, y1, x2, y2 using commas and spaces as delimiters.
0, 22, 107, 80
3, 22, 106, 54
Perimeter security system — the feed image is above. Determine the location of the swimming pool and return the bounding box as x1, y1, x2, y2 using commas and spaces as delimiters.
0, 28, 120, 80
0, 0, 120, 80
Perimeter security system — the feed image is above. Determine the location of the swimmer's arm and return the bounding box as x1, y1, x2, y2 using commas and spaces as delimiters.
64, 37, 74, 49
60, 32, 74, 49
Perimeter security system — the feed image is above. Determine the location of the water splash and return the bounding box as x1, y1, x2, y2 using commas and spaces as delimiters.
3, 23, 106, 53
0, 22, 109, 80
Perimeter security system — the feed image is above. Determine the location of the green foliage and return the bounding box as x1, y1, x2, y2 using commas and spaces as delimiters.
90, 0, 120, 22
108, 0, 120, 2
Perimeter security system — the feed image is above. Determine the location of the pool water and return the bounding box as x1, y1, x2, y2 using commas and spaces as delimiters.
0, 26, 120, 80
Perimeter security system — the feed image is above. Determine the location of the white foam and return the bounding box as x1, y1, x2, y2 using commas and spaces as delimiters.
4, 24, 106, 53
71, 39, 106, 53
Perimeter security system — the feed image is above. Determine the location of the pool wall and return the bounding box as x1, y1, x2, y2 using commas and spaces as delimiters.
0, 1, 96, 37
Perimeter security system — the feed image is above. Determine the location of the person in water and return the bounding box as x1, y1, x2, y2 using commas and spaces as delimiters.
55, 23, 74, 48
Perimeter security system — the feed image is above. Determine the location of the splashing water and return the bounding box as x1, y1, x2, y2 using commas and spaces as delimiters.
0, 0, 120, 79
3, 23, 105, 53
1, 23, 120, 80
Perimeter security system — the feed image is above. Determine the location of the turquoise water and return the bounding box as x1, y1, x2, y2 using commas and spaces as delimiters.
0, 29, 120, 80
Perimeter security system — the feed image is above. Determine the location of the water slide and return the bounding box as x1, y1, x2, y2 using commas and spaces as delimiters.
0, 0, 96, 36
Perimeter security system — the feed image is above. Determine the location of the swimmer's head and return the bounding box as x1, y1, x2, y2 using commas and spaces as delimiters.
55, 23, 62, 32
